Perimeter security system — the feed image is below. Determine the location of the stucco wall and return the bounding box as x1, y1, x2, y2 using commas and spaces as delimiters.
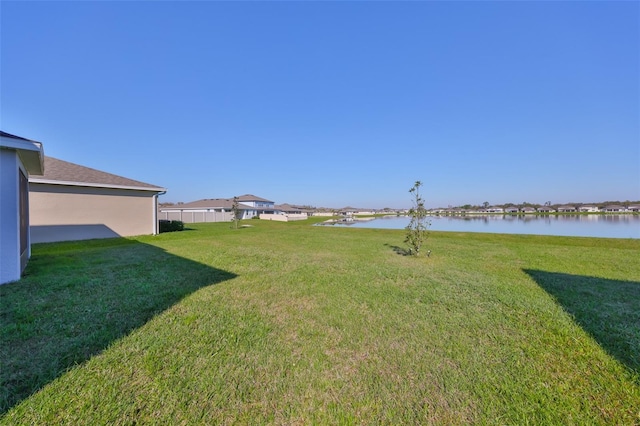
29, 183, 157, 243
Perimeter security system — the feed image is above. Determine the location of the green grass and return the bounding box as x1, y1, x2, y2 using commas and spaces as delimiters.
1, 219, 639, 424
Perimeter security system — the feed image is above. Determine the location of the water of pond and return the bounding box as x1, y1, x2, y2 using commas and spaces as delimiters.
321, 215, 640, 239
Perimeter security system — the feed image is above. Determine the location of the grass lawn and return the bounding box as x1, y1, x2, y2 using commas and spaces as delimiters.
1, 219, 639, 424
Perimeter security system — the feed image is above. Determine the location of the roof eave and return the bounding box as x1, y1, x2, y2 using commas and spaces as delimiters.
29, 178, 166, 193
0, 136, 45, 175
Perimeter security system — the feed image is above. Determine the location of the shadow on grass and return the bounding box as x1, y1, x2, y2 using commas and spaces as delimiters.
384, 243, 411, 256
524, 269, 640, 376
0, 238, 236, 414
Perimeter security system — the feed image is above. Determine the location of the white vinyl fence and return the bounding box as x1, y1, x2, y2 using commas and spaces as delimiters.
159, 209, 234, 223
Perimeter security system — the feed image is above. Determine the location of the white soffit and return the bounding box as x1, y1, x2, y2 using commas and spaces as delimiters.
0, 135, 45, 175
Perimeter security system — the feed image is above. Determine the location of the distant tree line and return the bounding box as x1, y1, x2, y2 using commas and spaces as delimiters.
451, 200, 640, 210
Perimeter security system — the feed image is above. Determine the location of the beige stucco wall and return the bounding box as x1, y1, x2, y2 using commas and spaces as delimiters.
29, 183, 157, 243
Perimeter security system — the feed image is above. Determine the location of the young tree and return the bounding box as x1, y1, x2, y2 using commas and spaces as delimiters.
405, 181, 431, 256
231, 196, 240, 229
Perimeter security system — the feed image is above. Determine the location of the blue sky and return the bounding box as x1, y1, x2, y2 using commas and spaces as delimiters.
2, 1, 638, 209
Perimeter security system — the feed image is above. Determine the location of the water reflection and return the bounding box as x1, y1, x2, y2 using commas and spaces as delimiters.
320, 215, 640, 239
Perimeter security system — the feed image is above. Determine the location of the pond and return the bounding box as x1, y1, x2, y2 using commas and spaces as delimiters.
320, 215, 640, 239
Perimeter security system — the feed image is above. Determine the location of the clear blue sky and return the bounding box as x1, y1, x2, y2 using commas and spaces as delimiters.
2, 1, 638, 209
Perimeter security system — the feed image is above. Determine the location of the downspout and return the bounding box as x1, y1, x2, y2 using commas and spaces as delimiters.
154, 191, 166, 235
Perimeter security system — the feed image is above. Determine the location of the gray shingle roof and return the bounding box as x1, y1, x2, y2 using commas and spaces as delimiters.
275, 203, 302, 212
236, 194, 273, 203
30, 156, 165, 191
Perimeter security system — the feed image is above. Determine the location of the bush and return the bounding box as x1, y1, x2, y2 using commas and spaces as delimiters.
159, 220, 184, 233
405, 181, 430, 256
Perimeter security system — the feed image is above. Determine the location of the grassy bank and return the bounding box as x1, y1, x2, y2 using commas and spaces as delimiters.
1, 219, 639, 424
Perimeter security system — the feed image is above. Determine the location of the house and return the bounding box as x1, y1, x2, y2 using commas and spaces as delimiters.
236, 194, 275, 218
486, 207, 504, 213
0, 131, 44, 284
159, 198, 241, 223
237, 194, 275, 209
274, 203, 305, 215
260, 203, 308, 222
579, 206, 599, 213
159, 195, 275, 223
353, 210, 377, 216
443, 208, 468, 215
505, 207, 519, 214
29, 157, 166, 243
603, 205, 626, 213
521, 207, 537, 214
337, 207, 356, 217
537, 206, 555, 213
628, 205, 640, 212
557, 205, 577, 213
291, 205, 316, 216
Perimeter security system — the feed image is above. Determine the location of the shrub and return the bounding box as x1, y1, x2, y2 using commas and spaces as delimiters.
405, 181, 430, 256
159, 220, 184, 233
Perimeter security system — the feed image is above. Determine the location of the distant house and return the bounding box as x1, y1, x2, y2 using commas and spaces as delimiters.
0, 131, 44, 284
293, 205, 316, 216
438, 208, 454, 215
520, 207, 537, 214
159, 194, 275, 223
579, 206, 599, 213
505, 207, 519, 213
603, 205, 626, 212
628, 205, 640, 212
312, 211, 337, 217
160, 199, 242, 223
236, 194, 275, 218
338, 207, 377, 216
29, 157, 166, 243
274, 203, 305, 215
537, 206, 555, 213
557, 205, 577, 213
340, 207, 359, 217
260, 203, 308, 222
486, 207, 504, 213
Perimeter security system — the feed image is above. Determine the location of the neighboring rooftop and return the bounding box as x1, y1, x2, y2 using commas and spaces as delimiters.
30, 156, 165, 191
237, 194, 274, 203
275, 203, 302, 212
